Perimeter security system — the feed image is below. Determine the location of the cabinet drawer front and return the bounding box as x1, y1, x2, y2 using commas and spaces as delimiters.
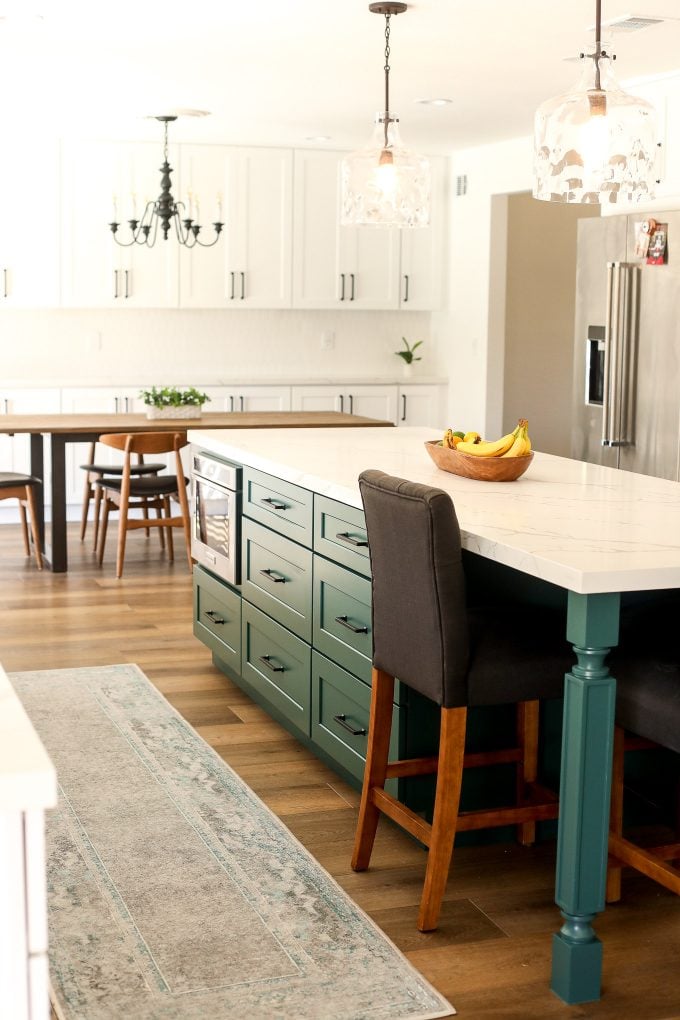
311, 652, 399, 784
243, 467, 313, 547
242, 518, 313, 641
193, 565, 241, 675
242, 602, 311, 736
314, 496, 370, 578
313, 556, 372, 682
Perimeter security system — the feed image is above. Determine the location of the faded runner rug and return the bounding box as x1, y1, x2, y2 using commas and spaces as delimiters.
11, 664, 455, 1020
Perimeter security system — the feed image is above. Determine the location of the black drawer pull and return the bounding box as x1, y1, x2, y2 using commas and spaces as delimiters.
259, 654, 285, 673
260, 568, 287, 583
204, 609, 225, 625
335, 531, 368, 548
335, 614, 368, 635
334, 714, 367, 737
261, 496, 288, 510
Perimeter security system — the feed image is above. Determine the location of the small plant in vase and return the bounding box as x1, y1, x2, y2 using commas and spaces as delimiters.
139, 386, 210, 420
395, 337, 423, 378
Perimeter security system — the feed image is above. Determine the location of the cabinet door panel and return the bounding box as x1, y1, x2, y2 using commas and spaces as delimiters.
397, 385, 447, 429
399, 155, 446, 311
290, 386, 342, 413
293, 151, 343, 308
346, 386, 397, 423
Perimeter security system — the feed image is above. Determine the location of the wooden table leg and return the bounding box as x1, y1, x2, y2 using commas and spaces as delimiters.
550, 591, 619, 1004
49, 434, 68, 573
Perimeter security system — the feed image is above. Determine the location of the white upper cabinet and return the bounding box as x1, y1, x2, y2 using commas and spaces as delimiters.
292, 150, 400, 309
179, 146, 293, 308
399, 156, 447, 311
61, 140, 179, 308
0, 139, 60, 307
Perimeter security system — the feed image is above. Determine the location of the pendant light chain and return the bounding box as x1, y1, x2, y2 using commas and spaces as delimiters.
383, 13, 391, 147
594, 0, 602, 91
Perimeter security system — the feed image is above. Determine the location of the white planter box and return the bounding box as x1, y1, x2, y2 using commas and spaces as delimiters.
145, 405, 203, 420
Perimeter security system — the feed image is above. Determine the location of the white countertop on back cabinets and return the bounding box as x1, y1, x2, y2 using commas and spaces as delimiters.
0, 665, 56, 812
2, 376, 448, 389
188, 425, 680, 596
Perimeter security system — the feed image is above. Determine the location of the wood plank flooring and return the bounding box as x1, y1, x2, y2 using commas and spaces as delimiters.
2, 523, 679, 1019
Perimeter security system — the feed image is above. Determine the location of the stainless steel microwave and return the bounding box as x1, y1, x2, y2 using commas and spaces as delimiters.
191, 452, 242, 586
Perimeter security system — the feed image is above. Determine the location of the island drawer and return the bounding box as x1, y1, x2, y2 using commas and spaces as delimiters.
243, 467, 313, 548
242, 518, 313, 641
311, 652, 400, 786
313, 556, 372, 683
242, 602, 311, 737
193, 565, 241, 677
314, 495, 371, 578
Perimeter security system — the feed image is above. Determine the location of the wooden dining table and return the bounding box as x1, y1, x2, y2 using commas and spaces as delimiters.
0, 411, 393, 572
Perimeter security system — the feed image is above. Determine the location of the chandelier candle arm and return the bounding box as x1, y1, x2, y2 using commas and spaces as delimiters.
109, 116, 224, 248
341, 2, 430, 228
533, 0, 657, 206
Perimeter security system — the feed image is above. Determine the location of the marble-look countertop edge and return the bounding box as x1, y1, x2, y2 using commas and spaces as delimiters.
188, 427, 680, 596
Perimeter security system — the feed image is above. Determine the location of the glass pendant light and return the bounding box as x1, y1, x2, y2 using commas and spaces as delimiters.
533, 0, 657, 205
341, 2, 430, 228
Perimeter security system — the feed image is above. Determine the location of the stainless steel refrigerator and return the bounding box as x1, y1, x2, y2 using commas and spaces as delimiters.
572, 212, 680, 480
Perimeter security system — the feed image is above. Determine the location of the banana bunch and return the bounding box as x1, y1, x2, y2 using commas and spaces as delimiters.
440, 419, 531, 458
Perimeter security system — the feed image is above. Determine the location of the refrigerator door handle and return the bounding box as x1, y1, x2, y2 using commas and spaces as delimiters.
608, 263, 637, 448
602, 262, 618, 447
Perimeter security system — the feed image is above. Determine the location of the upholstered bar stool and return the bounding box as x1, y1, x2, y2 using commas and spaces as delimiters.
0, 472, 43, 569
353, 470, 572, 932
606, 597, 680, 901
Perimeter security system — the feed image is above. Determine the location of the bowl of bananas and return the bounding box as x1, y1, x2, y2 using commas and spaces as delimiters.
425, 419, 534, 482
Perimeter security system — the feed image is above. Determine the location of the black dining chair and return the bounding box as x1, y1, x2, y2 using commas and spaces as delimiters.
0, 472, 43, 569
606, 596, 680, 901
352, 470, 572, 931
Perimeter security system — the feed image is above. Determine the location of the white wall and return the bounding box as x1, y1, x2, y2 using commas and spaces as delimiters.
1, 308, 443, 387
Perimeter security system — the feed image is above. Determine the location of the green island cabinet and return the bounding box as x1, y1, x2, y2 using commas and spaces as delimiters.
193, 463, 438, 794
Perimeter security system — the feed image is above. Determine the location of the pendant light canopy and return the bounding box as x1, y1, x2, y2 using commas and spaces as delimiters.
341, 2, 430, 228
533, 0, 657, 205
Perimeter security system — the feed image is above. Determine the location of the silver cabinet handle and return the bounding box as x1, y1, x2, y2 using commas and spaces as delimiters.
339, 273, 345, 301
124, 269, 130, 298
204, 609, 225, 625
350, 273, 355, 301
230, 271, 235, 300
2, 268, 7, 299
114, 269, 119, 299
401, 394, 407, 422
240, 271, 245, 300
403, 274, 409, 303
335, 531, 368, 548
259, 568, 287, 583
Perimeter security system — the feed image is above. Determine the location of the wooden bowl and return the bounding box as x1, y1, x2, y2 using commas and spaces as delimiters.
424, 440, 534, 482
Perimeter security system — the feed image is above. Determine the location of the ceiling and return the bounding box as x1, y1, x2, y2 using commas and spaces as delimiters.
2, 0, 680, 153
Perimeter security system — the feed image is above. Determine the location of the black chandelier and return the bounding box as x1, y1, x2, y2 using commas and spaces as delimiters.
109, 116, 224, 248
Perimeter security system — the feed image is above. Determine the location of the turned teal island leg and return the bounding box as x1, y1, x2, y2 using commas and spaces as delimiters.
551, 591, 619, 1004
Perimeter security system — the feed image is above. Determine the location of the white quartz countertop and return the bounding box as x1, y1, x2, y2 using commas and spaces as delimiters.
189, 426, 680, 596
0, 666, 56, 811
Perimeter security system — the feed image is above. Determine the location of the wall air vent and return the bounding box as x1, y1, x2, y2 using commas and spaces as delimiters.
604, 15, 664, 32
455, 174, 468, 197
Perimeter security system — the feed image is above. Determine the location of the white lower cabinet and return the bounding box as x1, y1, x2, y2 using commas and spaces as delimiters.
202, 385, 291, 413
397, 385, 447, 429
291, 385, 398, 422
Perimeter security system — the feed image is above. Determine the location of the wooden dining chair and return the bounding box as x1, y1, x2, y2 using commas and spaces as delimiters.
353, 470, 571, 931
79, 441, 165, 550
0, 472, 43, 569
95, 432, 192, 579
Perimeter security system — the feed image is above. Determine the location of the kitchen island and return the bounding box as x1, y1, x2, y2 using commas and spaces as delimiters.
187, 424, 680, 1006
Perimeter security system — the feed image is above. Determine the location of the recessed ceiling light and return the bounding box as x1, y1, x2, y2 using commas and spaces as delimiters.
415, 98, 453, 107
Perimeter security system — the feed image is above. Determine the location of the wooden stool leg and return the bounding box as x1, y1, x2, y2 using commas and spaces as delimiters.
517, 699, 540, 846
154, 501, 166, 550
116, 496, 129, 580
163, 497, 174, 561
606, 724, 626, 903
92, 484, 103, 552
351, 668, 396, 872
24, 486, 43, 570
97, 500, 110, 566
418, 706, 467, 932
19, 502, 30, 555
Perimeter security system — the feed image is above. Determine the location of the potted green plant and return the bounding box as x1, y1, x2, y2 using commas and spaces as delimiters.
139, 386, 210, 420
395, 337, 423, 378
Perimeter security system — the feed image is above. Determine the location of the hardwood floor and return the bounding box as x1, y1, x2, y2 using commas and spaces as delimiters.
2, 523, 680, 1020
